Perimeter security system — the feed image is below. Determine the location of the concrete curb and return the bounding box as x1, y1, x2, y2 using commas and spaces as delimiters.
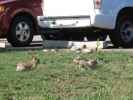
43, 40, 105, 49
102, 49, 133, 53
0, 40, 107, 50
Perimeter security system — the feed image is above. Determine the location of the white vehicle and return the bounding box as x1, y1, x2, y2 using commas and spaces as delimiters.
38, 0, 133, 47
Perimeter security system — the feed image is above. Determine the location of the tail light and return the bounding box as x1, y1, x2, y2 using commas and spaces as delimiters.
94, 0, 102, 9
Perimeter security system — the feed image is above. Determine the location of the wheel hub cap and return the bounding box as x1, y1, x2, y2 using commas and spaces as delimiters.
16, 22, 30, 42
120, 21, 133, 43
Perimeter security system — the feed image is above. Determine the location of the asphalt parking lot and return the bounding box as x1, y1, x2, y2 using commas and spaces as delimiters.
0, 35, 43, 51
0, 35, 109, 48
1, 35, 133, 53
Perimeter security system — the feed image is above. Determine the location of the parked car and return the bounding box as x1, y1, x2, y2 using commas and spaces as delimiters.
38, 0, 133, 47
0, 0, 42, 47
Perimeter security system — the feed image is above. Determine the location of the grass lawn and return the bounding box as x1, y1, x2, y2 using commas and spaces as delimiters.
0, 50, 133, 100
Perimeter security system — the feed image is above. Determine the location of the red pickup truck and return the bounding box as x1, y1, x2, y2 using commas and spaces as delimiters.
0, 0, 42, 47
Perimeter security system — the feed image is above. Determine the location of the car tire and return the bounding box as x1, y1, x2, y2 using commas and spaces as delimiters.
109, 15, 133, 48
7, 16, 34, 47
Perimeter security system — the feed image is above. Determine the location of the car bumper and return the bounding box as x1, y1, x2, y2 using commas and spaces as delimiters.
37, 12, 115, 31
37, 16, 91, 29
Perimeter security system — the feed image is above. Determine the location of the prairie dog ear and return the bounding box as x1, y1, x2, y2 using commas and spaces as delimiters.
31, 54, 40, 62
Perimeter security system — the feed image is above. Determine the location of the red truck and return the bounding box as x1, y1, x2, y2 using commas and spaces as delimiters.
0, 0, 42, 47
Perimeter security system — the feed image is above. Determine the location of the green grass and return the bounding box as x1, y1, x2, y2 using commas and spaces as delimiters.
0, 50, 133, 100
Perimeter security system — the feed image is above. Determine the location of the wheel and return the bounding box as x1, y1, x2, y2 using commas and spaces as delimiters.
7, 16, 34, 47
109, 15, 133, 48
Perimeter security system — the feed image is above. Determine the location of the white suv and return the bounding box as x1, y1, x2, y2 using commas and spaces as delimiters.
38, 0, 133, 47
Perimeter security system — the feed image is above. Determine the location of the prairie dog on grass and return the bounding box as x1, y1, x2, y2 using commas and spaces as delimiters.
16, 56, 39, 71
73, 56, 98, 69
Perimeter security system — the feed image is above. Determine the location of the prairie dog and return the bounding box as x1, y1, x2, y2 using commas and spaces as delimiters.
16, 56, 39, 71
73, 56, 98, 69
